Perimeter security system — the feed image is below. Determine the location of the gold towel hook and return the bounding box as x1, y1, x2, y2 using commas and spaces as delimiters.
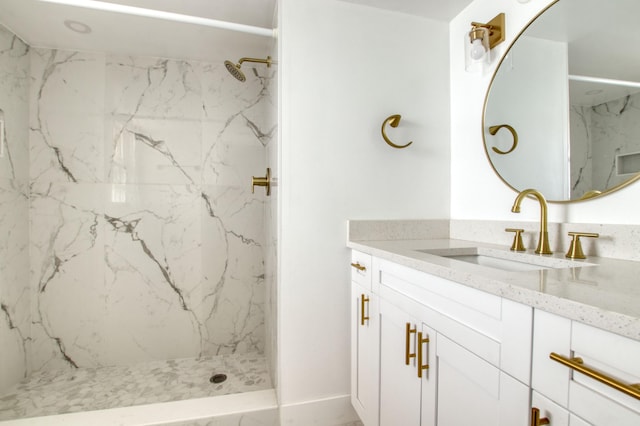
381, 114, 413, 149
489, 124, 518, 154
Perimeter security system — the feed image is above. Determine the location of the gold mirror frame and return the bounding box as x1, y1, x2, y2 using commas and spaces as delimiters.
481, 0, 640, 204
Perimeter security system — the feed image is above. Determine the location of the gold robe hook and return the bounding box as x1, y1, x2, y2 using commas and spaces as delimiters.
381, 114, 413, 149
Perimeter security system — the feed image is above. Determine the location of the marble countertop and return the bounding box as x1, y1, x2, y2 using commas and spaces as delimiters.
347, 238, 640, 341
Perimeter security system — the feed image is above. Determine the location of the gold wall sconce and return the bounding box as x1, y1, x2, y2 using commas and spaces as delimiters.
381, 114, 413, 149
465, 12, 505, 72
489, 124, 518, 154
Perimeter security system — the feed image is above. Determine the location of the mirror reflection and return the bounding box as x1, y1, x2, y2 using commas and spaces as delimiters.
483, 0, 640, 202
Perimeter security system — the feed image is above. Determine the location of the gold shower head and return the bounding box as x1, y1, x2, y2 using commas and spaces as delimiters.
224, 56, 273, 82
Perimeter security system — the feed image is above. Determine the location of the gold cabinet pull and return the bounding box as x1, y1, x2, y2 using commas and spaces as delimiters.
550, 352, 640, 400
530, 407, 549, 426
405, 323, 417, 365
350, 262, 366, 272
360, 294, 369, 326
417, 331, 430, 378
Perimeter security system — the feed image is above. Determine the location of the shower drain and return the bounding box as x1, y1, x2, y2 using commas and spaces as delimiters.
209, 373, 228, 384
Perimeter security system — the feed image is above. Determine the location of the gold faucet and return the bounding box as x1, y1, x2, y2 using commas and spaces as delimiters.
511, 189, 553, 255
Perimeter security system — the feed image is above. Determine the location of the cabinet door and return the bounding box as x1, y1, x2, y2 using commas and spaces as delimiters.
532, 390, 569, 426
379, 298, 422, 426
436, 334, 529, 426
351, 282, 379, 426
420, 323, 437, 426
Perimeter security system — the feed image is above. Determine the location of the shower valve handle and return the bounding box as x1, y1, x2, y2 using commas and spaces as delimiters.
252, 168, 271, 196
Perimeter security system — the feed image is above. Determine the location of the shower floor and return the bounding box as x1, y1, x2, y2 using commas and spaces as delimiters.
0, 352, 271, 422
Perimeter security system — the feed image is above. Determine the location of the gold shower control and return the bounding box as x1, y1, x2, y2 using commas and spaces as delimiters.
252, 168, 271, 196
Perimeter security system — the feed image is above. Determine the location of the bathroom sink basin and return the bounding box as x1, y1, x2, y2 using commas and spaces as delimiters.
416, 247, 590, 272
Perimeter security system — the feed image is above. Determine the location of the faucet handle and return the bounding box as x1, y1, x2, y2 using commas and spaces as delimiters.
565, 232, 599, 259
505, 228, 526, 252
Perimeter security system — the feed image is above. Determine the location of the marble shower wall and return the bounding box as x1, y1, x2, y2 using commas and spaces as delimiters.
0, 25, 30, 394
28, 47, 275, 372
570, 92, 640, 198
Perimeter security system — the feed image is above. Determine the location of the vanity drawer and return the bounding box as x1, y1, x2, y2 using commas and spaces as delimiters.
350, 251, 372, 290
533, 309, 640, 425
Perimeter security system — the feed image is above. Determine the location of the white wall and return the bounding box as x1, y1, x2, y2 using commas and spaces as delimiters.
278, 0, 450, 412
450, 0, 640, 225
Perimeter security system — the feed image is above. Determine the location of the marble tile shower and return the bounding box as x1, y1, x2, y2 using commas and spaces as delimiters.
29, 48, 275, 369
570, 92, 640, 198
0, 24, 30, 395
0, 22, 276, 396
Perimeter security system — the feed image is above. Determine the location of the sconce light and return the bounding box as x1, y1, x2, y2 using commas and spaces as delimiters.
516, 0, 531, 3
465, 13, 505, 73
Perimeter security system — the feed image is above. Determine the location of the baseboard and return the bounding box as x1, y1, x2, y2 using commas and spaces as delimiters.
279, 394, 360, 426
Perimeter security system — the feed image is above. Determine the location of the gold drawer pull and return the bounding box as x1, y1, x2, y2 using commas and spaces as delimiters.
417, 331, 430, 378
405, 323, 417, 365
360, 294, 369, 326
530, 407, 549, 426
350, 262, 366, 272
550, 352, 640, 400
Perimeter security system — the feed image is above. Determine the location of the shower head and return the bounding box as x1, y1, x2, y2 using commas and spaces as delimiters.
224, 60, 246, 82
224, 56, 273, 82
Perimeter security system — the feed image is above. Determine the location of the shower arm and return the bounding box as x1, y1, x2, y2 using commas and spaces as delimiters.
238, 57, 274, 67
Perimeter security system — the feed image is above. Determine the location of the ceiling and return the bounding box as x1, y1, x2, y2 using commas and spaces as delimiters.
0, 0, 472, 63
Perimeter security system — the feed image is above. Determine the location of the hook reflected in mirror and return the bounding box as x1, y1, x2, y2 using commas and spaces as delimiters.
489, 124, 518, 155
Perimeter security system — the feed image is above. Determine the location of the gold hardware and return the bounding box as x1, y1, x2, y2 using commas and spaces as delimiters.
565, 232, 599, 260
530, 407, 550, 426
360, 294, 369, 326
251, 168, 271, 196
579, 190, 602, 200
470, 13, 505, 50
224, 56, 274, 82
550, 352, 640, 401
489, 124, 518, 155
505, 228, 526, 251
381, 114, 413, 149
511, 189, 552, 255
350, 262, 366, 272
405, 323, 417, 365
417, 331, 430, 378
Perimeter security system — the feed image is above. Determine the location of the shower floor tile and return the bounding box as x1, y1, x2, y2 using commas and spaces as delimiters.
0, 353, 271, 422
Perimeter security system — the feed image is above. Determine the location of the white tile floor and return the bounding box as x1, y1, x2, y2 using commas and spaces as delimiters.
0, 353, 271, 422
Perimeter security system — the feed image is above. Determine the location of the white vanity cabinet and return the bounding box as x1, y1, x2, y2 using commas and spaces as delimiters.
350, 252, 379, 426
378, 296, 436, 426
532, 310, 640, 426
350, 252, 533, 426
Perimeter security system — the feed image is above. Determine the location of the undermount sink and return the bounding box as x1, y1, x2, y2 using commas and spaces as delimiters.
416, 246, 592, 272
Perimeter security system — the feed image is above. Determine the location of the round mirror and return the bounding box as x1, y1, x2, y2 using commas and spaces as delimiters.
483, 0, 640, 202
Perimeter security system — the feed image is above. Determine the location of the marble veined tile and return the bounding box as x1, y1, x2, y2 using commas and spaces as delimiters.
0, 179, 30, 393
102, 184, 204, 364
0, 25, 30, 183
200, 62, 276, 151
29, 48, 105, 184
202, 119, 266, 187
106, 116, 202, 185
201, 185, 265, 355
105, 55, 202, 119
29, 183, 106, 372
